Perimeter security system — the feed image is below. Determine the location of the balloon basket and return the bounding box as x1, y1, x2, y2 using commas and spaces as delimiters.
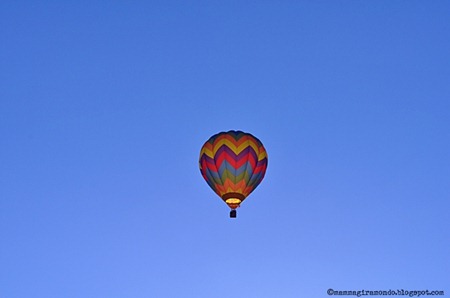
230, 209, 237, 218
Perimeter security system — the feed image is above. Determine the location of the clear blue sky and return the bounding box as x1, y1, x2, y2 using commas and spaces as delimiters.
1, 1, 449, 297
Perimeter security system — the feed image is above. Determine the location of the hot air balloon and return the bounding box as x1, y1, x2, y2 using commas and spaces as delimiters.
199, 130, 268, 218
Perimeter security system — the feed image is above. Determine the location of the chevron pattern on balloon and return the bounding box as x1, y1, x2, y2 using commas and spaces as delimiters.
199, 130, 268, 208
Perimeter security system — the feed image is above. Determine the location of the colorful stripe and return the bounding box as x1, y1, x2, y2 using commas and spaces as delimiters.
199, 130, 268, 209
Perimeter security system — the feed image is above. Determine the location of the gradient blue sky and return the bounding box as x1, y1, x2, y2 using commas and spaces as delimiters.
1, 1, 449, 297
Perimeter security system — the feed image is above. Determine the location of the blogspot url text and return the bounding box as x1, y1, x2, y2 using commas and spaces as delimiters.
327, 289, 445, 297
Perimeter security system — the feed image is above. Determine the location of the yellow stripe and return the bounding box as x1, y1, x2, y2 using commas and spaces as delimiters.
213, 139, 259, 155
237, 140, 259, 155
201, 139, 264, 159
200, 147, 215, 158
258, 150, 268, 160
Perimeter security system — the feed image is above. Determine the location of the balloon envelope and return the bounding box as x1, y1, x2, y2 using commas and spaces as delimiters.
199, 130, 268, 209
